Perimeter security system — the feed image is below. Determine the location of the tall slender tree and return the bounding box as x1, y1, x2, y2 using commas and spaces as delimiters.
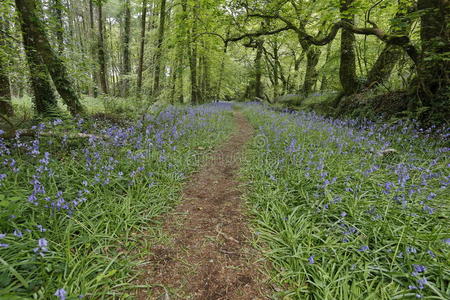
0, 16, 14, 116
15, 0, 83, 115
120, 0, 131, 97
339, 0, 358, 95
152, 0, 167, 98
137, 0, 148, 96
97, 1, 108, 94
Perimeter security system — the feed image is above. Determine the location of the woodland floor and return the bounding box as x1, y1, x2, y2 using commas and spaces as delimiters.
136, 112, 271, 299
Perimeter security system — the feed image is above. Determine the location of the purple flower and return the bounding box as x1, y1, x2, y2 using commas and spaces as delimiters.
33, 238, 49, 257
340, 212, 347, 217
417, 278, 427, 289
13, 230, 23, 238
443, 238, 450, 245
358, 245, 369, 252
37, 225, 47, 232
406, 246, 417, 254
0, 243, 9, 248
54, 288, 67, 300
412, 264, 427, 276
308, 255, 315, 264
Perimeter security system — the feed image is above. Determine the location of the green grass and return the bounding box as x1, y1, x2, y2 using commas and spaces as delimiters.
241, 104, 449, 300
0, 103, 234, 299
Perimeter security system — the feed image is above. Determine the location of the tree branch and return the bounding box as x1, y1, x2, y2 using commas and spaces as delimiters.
226, 26, 291, 43
341, 21, 419, 64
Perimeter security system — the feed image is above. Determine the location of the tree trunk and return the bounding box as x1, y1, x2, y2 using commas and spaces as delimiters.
273, 42, 280, 98
320, 41, 333, 91
0, 17, 14, 116
15, 0, 83, 115
303, 46, 320, 95
97, 2, 108, 94
365, 8, 413, 89
416, 0, 450, 103
254, 40, 264, 99
339, 0, 359, 95
120, 0, 131, 97
137, 0, 148, 96
215, 42, 228, 99
153, 0, 167, 99
15, 0, 58, 116
89, 0, 98, 97
187, 0, 200, 104
51, 0, 64, 54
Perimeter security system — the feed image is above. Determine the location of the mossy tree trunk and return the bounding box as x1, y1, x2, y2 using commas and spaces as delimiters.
254, 40, 264, 99
0, 17, 14, 116
339, 0, 359, 95
120, 0, 131, 98
153, 0, 167, 99
97, 2, 108, 95
137, 0, 148, 97
416, 0, 449, 104
15, 0, 83, 116
302, 45, 321, 95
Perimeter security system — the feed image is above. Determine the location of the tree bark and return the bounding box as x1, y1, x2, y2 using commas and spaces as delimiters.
15, 0, 58, 116
339, 0, 359, 95
416, 0, 449, 102
254, 40, 264, 99
320, 41, 333, 91
51, 0, 64, 54
153, 0, 167, 98
97, 2, 108, 94
302, 45, 320, 95
215, 43, 228, 99
15, 0, 83, 115
187, 0, 200, 104
120, 0, 131, 97
89, 0, 98, 97
0, 17, 14, 116
137, 0, 148, 96
365, 7, 414, 89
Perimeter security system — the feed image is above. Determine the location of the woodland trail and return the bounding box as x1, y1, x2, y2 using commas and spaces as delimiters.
136, 112, 270, 300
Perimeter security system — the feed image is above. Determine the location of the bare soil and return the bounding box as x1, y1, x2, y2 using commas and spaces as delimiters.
136, 112, 271, 300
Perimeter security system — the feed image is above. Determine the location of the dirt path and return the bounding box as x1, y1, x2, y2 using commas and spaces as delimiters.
136, 112, 270, 299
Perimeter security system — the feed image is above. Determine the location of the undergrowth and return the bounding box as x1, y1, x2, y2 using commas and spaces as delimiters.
0, 103, 233, 299
242, 103, 449, 300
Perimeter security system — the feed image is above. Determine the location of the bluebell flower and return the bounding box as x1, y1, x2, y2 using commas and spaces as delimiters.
308, 255, 315, 264
358, 245, 369, 252
13, 230, 23, 238
54, 288, 67, 300
417, 278, 427, 289
412, 264, 426, 276
406, 246, 417, 254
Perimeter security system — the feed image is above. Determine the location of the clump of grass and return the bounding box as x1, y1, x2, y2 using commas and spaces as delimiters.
241, 104, 449, 300
0, 103, 234, 299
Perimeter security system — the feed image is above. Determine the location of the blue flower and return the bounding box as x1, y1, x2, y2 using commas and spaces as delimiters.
33, 238, 49, 257
13, 230, 23, 238
54, 288, 67, 300
308, 255, 315, 264
358, 245, 369, 252
412, 264, 427, 276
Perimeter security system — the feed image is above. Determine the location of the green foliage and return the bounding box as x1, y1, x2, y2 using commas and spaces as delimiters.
242, 104, 450, 299
0, 101, 234, 298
